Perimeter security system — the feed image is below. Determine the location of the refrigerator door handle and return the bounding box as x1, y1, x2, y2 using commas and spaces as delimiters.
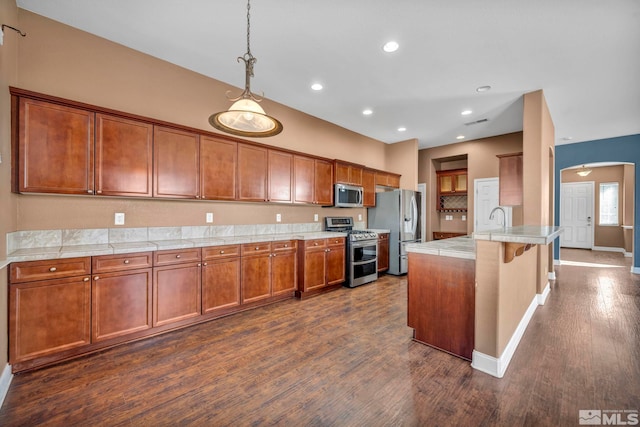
411, 195, 418, 236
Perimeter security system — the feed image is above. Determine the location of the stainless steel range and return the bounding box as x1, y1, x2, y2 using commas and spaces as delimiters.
325, 217, 378, 288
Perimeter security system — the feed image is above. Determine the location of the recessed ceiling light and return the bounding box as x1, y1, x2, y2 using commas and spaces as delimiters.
476, 85, 492, 93
397, 127, 406, 132
311, 83, 323, 91
382, 41, 399, 53
461, 110, 472, 116
362, 109, 373, 116
456, 135, 465, 140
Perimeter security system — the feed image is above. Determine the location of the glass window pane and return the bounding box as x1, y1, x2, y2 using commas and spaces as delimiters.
599, 182, 619, 225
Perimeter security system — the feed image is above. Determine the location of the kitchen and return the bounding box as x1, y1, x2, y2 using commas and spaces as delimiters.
1, 0, 639, 424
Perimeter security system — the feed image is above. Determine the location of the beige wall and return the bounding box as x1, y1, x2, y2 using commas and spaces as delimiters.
418, 132, 523, 239
562, 164, 627, 249
0, 0, 20, 372
12, 9, 420, 232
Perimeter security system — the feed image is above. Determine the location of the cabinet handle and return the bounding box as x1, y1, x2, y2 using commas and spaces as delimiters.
176, 255, 181, 259
94, 276, 100, 280
49, 267, 57, 272
83, 277, 90, 282
123, 259, 130, 264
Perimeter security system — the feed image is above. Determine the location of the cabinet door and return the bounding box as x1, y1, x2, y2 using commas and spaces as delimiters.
9, 275, 91, 363
294, 155, 315, 204
268, 150, 293, 203
202, 258, 241, 313
153, 263, 202, 327
302, 248, 327, 291
314, 159, 334, 205
350, 166, 363, 186
438, 174, 453, 193
153, 126, 200, 198
18, 98, 94, 194
91, 268, 152, 342
200, 136, 237, 200
272, 242, 297, 296
335, 163, 350, 184
241, 254, 272, 303
454, 173, 467, 193
95, 114, 153, 197
362, 169, 376, 207
238, 144, 268, 201
326, 243, 346, 285
378, 234, 389, 271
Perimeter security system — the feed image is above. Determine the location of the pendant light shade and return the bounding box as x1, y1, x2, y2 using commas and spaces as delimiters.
576, 165, 592, 177
209, 0, 282, 138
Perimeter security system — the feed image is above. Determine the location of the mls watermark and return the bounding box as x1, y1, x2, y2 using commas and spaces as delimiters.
579, 410, 639, 425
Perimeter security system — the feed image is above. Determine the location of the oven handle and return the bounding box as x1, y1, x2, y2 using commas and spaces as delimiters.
352, 259, 377, 266
350, 240, 378, 248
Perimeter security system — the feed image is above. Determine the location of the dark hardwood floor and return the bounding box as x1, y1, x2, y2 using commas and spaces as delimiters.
1, 248, 638, 426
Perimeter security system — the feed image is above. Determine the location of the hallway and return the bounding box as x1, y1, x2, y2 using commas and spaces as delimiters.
0, 249, 638, 426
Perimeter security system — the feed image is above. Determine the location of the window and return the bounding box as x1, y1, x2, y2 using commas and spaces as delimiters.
599, 182, 619, 226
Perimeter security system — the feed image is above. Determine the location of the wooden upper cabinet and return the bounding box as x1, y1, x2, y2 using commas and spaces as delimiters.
293, 155, 315, 204
95, 114, 153, 197
498, 152, 523, 206
437, 169, 467, 195
238, 144, 268, 201
17, 98, 94, 194
153, 126, 200, 199
375, 171, 401, 188
335, 161, 363, 186
314, 159, 334, 205
362, 169, 376, 207
200, 136, 237, 200
268, 150, 293, 203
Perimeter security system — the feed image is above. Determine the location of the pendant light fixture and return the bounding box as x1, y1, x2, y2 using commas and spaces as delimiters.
209, 0, 283, 137
576, 165, 592, 177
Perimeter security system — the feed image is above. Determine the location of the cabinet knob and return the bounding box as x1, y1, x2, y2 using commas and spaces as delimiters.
314, 242, 318, 246
49, 267, 57, 272
83, 277, 90, 282
94, 276, 100, 281
255, 247, 260, 250
220, 250, 225, 254
272, 253, 276, 257
87, 190, 93, 194
203, 262, 207, 266
197, 263, 202, 267
123, 259, 130, 264
284, 244, 288, 248
96, 190, 102, 194
176, 254, 181, 259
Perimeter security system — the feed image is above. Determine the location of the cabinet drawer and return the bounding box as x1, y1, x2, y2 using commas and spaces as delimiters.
92, 252, 153, 273
202, 245, 241, 260
241, 242, 272, 256
10, 257, 91, 284
305, 239, 327, 249
154, 248, 201, 266
272, 240, 297, 252
327, 237, 345, 247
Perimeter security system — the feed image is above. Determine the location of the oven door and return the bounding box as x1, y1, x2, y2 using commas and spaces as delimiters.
349, 240, 378, 287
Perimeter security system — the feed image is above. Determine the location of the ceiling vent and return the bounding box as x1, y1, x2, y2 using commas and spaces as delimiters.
464, 118, 489, 126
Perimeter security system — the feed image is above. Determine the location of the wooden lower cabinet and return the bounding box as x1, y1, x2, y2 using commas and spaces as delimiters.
9, 275, 92, 365
271, 240, 298, 296
296, 237, 346, 298
202, 245, 241, 314
240, 240, 297, 303
153, 249, 202, 327
407, 253, 475, 360
377, 233, 390, 272
433, 231, 466, 240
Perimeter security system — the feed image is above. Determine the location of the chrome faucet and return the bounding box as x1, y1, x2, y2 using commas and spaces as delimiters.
489, 206, 506, 228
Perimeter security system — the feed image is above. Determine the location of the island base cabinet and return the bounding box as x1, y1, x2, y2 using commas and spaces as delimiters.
153, 263, 202, 327
9, 276, 92, 364
92, 269, 153, 342
407, 253, 475, 360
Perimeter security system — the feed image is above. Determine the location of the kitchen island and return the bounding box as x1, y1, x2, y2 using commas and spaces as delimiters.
406, 226, 562, 377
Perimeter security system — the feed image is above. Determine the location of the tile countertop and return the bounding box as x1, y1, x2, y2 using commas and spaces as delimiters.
473, 225, 564, 245
7, 232, 348, 263
406, 236, 475, 260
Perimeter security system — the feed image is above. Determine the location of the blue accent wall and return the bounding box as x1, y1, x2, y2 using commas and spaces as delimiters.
555, 134, 640, 269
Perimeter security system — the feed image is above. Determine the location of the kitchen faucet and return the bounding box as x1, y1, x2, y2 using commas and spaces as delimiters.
489, 206, 506, 228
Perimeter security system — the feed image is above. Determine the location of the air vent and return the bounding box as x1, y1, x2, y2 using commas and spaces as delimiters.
464, 118, 489, 126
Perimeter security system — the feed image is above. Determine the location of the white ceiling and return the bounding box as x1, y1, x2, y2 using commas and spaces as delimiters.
15, 0, 640, 150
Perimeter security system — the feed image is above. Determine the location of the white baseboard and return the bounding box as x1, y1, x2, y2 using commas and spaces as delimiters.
548, 270, 556, 280
537, 282, 551, 305
0, 364, 13, 408
593, 246, 625, 253
624, 252, 632, 258
632, 266, 640, 275
554, 259, 561, 266
471, 295, 538, 378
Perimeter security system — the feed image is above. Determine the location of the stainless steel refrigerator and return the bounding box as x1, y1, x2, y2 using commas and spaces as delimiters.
368, 189, 421, 275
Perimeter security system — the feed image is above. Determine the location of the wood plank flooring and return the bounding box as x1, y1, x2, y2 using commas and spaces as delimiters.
1, 248, 638, 426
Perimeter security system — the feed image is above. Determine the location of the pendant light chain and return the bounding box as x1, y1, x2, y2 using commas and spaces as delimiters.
246, 0, 252, 58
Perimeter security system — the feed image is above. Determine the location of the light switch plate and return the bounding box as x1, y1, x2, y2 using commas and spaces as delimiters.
314, 214, 319, 222
276, 213, 282, 223
358, 214, 363, 221
114, 213, 125, 225
206, 212, 213, 223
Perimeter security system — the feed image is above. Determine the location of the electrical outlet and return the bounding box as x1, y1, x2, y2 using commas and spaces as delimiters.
114, 212, 125, 225
314, 214, 319, 222
462, 215, 466, 221
358, 214, 363, 221
206, 212, 213, 223
276, 213, 282, 223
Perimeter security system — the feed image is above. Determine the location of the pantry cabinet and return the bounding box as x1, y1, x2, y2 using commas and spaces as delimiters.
153, 126, 200, 199
16, 97, 94, 194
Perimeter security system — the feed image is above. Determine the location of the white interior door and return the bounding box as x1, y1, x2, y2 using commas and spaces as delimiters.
474, 178, 512, 232
560, 182, 594, 249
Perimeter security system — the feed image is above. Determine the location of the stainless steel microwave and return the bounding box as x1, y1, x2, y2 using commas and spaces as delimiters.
334, 183, 364, 208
